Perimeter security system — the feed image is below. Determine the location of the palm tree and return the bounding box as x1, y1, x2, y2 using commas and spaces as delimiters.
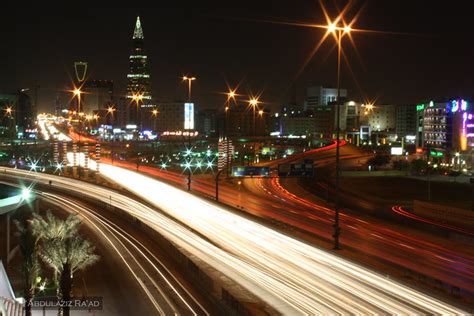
30, 211, 99, 316
14, 219, 40, 316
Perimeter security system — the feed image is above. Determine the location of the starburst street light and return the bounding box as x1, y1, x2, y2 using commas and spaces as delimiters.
184, 161, 192, 170
249, 98, 259, 107
365, 103, 374, 111
248, 96, 261, 137
70, 86, 83, 117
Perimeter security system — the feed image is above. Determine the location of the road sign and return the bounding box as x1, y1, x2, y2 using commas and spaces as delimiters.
278, 162, 314, 177
232, 166, 270, 177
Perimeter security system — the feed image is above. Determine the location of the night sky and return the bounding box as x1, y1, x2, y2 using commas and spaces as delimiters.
3, 1, 474, 113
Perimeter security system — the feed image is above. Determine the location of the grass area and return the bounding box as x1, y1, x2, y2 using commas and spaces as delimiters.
341, 176, 473, 208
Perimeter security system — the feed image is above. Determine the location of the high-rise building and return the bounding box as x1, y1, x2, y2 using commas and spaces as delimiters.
196, 109, 217, 136
82, 80, 113, 114
126, 16, 153, 128
395, 104, 417, 141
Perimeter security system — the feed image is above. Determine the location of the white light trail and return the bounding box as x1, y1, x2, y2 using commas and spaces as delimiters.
3, 165, 467, 315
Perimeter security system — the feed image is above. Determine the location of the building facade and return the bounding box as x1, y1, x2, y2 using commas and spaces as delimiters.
224, 104, 270, 137
196, 109, 217, 137
395, 104, 417, 141
361, 104, 396, 132
154, 102, 190, 133
0, 92, 35, 139
304, 85, 347, 110
417, 99, 474, 167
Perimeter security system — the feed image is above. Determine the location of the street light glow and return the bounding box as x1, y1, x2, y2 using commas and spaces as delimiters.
249, 98, 259, 107
21, 188, 31, 200
327, 22, 337, 34
184, 161, 192, 169
73, 88, 82, 96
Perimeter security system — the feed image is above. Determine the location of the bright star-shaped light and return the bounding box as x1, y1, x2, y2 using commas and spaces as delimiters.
22, 188, 31, 200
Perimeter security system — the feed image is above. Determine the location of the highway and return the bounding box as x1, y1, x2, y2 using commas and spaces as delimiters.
3, 164, 466, 313
103, 144, 474, 299
41, 193, 210, 316
2, 178, 210, 316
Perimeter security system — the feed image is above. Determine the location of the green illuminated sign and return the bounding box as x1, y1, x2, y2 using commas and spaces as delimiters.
416, 104, 425, 112
430, 151, 443, 157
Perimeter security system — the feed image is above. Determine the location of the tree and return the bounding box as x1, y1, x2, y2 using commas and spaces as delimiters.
30, 211, 99, 316
410, 159, 428, 175
14, 220, 40, 316
367, 154, 391, 167
392, 159, 410, 171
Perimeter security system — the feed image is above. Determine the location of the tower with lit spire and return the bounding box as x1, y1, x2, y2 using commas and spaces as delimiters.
126, 16, 153, 128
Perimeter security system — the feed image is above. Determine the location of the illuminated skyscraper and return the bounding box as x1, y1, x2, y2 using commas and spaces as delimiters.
126, 16, 153, 128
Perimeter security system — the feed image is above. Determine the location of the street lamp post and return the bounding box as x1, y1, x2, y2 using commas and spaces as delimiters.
328, 22, 351, 250
152, 109, 158, 131
183, 75, 196, 191
249, 97, 259, 165
182, 76, 196, 102
73, 88, 82, 118
215, 169, 224, 201
107, 106, 115, 127
225, 89, 236, 177
5, 106, 14, 148
249, 98, 259, 136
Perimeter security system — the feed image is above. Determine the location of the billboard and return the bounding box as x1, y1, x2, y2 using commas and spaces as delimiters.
390, 147, 403, 156
184, 103, 194, 130
232, 166, 270, 177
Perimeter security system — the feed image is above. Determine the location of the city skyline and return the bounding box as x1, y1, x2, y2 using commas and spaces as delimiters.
4, 2, 474, 112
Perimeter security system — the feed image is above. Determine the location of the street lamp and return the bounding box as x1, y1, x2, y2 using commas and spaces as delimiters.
182, 76, 196, 102
249, 97, 259, 136
73, 88, 82, 115
224, 89, 238, 177
107, 106, 115, 123
152, 109, 159, 131
131, 93, 144, 133
325, 21, 351, 250
182, 75, 196, 191
4, 106, 15, 144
